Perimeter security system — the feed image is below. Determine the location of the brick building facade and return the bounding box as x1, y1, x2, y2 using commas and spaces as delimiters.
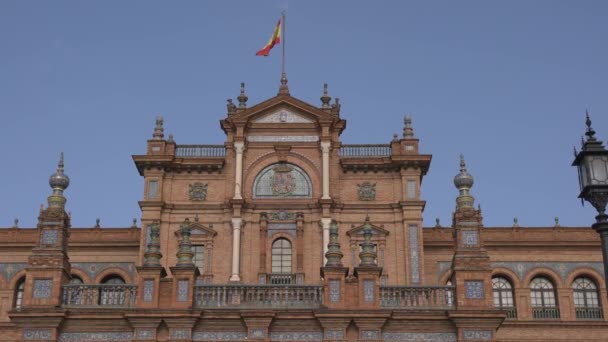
0, 79, 607, 341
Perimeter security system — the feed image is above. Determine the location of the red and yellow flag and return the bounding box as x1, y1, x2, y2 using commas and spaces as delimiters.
256, 19, 282, 56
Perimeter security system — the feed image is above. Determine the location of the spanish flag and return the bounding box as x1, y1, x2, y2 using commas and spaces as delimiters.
256, 19, 282, 56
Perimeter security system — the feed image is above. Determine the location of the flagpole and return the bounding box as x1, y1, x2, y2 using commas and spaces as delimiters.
281, 10, 286, 76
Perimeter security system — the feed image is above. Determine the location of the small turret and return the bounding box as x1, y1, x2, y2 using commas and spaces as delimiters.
403, 114, 414, 138
152, 116, 164, 140
237, 82, 248, 109
47, 153, 70, 209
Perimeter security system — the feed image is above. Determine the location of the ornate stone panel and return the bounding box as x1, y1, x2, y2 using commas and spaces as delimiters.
464, 280, 484, 299
357, 182, 376, 201
177, 280, 189, 302
360, 330, 379, 339
409, 224, 420, 284
363, 280, 375, 302
324, 330, 344, 340
462, 330, 492, 340
383, 332, 458, 341
23, 329, 53, 340
269, 332, 323, 341
143, 279, 154, 302
248, 135, 319, 142
32, 279, 53, 299
253, 163, 312, 199
41, 230, 58, 245
71, 262, 135, 281
58, 332, 133, 342
461, 230, 478, 246
329, 280, 340, 302
269, 210, 296, 221
188, 182, 208, 201
192, 331, 247, 341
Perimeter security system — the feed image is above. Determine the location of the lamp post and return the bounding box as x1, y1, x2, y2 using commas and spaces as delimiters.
572, 112, 608, 287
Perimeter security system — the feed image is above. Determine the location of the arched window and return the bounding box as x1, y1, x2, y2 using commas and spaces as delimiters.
573, 277, 603, 320
65, 275, 84, 305
492, 277, 516, 319
530, 277, 559, 319
100, 275, 126, 306
271, 238, 292, 284
14, 278, 25, 309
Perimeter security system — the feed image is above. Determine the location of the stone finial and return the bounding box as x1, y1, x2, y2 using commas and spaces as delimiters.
585, 110, 597, 142
554, 217, 560, 227
325, 220, 344, 267
48, 152, 70, 208
131, 218, 137, 228
454, 154, 475, 209
226, 98, 237, 115
435, 218, 441, 228
392, 133, 398, 141
167, 134, 174, 143
95, 218, 101, 228
331, 98, 341, 115
237, 83, 248, 109
320, 83, 331, 109
359, 216, 377, 266
153, 116, 164, 140
176, 218, 194, 266
144, 221, 162, 266
12, 218, 18, 228
513, 217, 519, 227
278, 73, 289, 95
403, 114, 414, 138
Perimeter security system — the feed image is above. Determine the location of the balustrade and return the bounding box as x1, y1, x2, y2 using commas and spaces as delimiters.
194, 284, 323, 309
532, 307, 560, 320
175, 145, 226, 157
379, 286, 455, 309
61, 284, 137, 308
339, 144, 391, 157
575, 307, 603, 320
267, 273, 296, 285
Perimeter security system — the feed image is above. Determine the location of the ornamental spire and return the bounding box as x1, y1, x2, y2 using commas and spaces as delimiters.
358, 216, 377, 266
585, 110, 597, 142
454, 154, 475, 209
325, 220, 344, 267
153, 116, 164, 140
278, 73, 290, 95
144, 221, 163, 266
237, 82, 248, 109
47, 152, 70, 209
176, 218, 194, 266
320, 83, 331, 110
403, 114, 414, 138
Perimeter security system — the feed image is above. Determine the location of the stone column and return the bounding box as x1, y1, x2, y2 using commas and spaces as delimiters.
233, 141, 244, 200
320, 141, 331, 200
321, 218, 332, 265
230, 218, 242, 282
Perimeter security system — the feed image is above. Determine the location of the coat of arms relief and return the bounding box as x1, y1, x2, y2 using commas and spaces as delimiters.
270, 164, 296, 196
188, 183, 208, 201
357, 182, 376, 201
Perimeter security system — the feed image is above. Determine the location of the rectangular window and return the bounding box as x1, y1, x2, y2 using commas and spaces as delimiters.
193, 245, 204, 275
147, 180, 158, 199
407, 180, 416, 199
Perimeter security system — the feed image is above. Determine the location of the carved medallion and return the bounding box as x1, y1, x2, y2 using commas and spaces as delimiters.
357, 182, 376, 201
270, 164, 296, 195
188, 183, 208, 201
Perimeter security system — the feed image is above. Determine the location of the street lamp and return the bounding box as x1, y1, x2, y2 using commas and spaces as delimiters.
572, 111, 608, 287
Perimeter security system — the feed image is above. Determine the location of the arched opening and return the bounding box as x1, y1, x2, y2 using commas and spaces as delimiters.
253, 163, 312, 199
65, 275, 84, 305
270, 238, 293, 284
530, 277, 559, 319
573, 277, 603, 320
13, 278, 25, 309
492, 276, 516, 319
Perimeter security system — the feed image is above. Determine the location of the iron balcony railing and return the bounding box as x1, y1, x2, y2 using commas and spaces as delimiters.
576, 307, 604, 320
194, 284, 323, 309
379, 286, 455, 309
267, 273, 296, 285
501, 306, 518, 319
339, 144, 391, 157
61, 284, 137, 308
175, 145, 226, 157
532, 306, 560, 320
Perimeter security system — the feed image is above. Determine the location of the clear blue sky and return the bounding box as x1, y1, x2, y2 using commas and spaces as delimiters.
1, 1, 607, 228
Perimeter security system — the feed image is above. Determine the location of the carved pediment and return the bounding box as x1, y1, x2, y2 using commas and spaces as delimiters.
346, 224, 389, 238
174, 223, 217, 237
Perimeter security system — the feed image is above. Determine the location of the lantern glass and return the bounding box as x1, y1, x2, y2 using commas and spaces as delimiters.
586, 155, 608, 186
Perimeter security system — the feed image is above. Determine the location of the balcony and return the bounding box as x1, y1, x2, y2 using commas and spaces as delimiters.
379, 286, 455, 309
175, 145, 226, 158
194, 284, 324, 309
502, 306, 518, 319
576, 307, 603, 320
266, 273, 296, 285
339, 144, 391, 157
61, 284, 137, 308
532, 307, 560, 320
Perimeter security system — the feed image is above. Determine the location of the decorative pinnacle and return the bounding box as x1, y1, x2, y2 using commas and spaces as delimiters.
320, 83, 331, 109
144, 221, 163, 266
435, 218, 441, 228
48, 152, 70, 208
359, 216, 377, 267
278, 73, 290, 95
554, 217, 560, 227
167, 134, 174, 143
454, 154, 475, 209
585, 110, 597, 142
331, 97, 341, 115
403, 114, 414, 138
131, 218, 137, 228
325, 220, 344, 267
226, 98, 237, 115
153, 116, 164, 140
12, 218, 18, 228
513, 217, 519, 227
95, 218, 100, 228
176, 218, 194, 266
237, 83, 248, 109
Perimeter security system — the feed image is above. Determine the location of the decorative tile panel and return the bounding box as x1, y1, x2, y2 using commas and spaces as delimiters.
363, 280, 375, 302
177, 280, 189, 302
32, 279, 53, 299
267, 223, 297, 237
192, 331, 247, 341
23, 329, 53, 340
383, 332, 457, 341
143, 280, 154, 302
462, 330, 492, 340
325, 330, 344, 340
461, 230, 478, 246
464, 280, 484, 299
171, 328, 190, 339
0, 263, 27, 282
58, 332, 133, 342
360, 330, 379, 339
136, 329, 155, 340
409, 225, 420, 283
329, 280, 340, 302
269, 332, 323, 341
490, 261, 605, 280
71, 262, 136, 281
147, 180, 158, 199
249, 328, 266, 338
407, 180, 416, 199
41, 230, 58, 245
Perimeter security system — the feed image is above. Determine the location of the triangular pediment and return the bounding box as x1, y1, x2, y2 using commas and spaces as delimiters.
346, 223, 390, 237
252, 107, 315, 124
174, 223, 217, 237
